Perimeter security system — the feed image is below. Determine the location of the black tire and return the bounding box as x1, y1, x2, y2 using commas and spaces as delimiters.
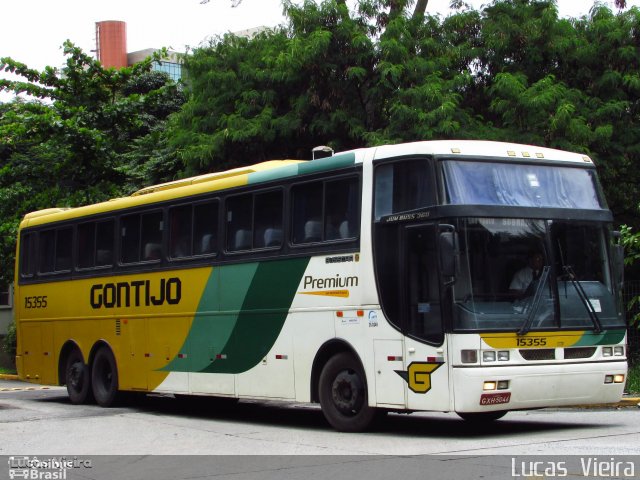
91, 346, 120, 407
65, 349, 93, 405
457, 411, 507, 423
318, 352, 377, 432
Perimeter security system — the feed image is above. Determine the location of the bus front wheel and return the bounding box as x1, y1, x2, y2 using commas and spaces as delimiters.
65, 349, 92, 404
318, 352, 377, 432
91, 347, 119, 407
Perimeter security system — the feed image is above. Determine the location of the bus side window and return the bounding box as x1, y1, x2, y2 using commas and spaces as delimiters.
227, 194, 253, 252
38, 227, 72, 274
292, 177, 359, 244
95, 220, 114, 267
120, 214, 141, 263
141, 212, 163, 261
193, 200, 218, 255
169, 205, 192, 258
20, 233, 35, 278
254, 190, 283, 249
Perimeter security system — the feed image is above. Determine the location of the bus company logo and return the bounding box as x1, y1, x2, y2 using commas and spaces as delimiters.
395, 361, 443, 394
299, 274, 359, 298
90, 277, 182, 309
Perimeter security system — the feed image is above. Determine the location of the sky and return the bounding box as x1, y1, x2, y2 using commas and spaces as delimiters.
0, 0, 637, 102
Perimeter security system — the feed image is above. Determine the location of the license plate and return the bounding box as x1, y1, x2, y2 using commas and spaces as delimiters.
480, 392, 511, 405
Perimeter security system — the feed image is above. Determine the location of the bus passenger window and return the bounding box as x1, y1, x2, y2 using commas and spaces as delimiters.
38, 230, 56, 273
95, 220, 114, 266
292, 177, 359, 244
39, 227, 72, 273
20, 233, 35, 277
193, 201, 218, 256
170, 205, 192, 258
77, 222, 96, 269
292, 182, 323, 244
227, 195, 253, 252
254, 190, 283, 248
121, 214, 141, 263
141, 212, 163, 261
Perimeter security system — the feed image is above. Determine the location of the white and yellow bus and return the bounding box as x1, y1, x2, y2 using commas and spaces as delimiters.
15, 140, 628, 431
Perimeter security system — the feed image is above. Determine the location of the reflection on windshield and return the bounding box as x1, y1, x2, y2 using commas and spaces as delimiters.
452, 218, 624, 332
443, 161, 605, 209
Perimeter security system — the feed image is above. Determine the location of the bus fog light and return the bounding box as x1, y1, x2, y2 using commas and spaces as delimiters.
614, 346, 624, 356
497, 380, 509, 390
461, 350, 478, 364
482, 351, 496, 362
483, 381, 497, 391
604, 375, 613, 384
602, 347, 612, 357
497, 351, 510, 361
613, 374, 625, 384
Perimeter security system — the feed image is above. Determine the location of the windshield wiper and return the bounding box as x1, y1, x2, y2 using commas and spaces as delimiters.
518, 266, 551, 336
562, 265, 603, 333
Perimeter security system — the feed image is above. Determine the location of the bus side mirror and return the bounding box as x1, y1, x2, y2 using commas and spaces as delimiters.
439, 225, 458, 283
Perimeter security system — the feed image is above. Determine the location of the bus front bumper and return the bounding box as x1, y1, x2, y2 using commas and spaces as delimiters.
452, 361, 628, 413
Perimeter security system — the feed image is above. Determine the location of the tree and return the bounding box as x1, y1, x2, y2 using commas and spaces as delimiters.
168, 0, 640, 236
0, 42, 185, 285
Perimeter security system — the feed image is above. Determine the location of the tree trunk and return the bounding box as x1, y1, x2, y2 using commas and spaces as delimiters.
413, 0, 429, 18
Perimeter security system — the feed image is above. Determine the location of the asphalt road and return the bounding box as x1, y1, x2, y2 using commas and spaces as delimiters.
1, 379, 639, 479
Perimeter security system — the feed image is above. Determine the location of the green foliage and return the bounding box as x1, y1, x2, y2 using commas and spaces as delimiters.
168, 0, 640, 236
0, 42, 185, 285
2, 320, 16, 360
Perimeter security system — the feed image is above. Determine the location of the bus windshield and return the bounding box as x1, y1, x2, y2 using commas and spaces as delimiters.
442, 160, 605, 209
451, 217, 625, 332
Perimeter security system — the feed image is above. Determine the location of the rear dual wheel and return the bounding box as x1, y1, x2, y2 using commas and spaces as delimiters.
65, 349, 92, 404
91, 347, 120, 407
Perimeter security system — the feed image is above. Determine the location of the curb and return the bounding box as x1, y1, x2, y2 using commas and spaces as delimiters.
0, 374, 19, 381
617, 396, 640, 407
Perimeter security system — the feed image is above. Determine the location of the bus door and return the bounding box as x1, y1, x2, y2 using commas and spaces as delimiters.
402, 224, 450, 411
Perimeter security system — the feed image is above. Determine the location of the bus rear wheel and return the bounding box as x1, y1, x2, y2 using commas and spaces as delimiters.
65, 349, 92, 404
318, 352, 377, 432
91, 347, 120, 407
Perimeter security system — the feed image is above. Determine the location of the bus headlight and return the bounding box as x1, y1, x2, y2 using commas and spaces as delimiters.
482, 351, 496, 362
497, 351, 510, 361
461, 350, 478, 364
602, 347, 612, 357
614, 346, 625, 356
483, 381, 497, 391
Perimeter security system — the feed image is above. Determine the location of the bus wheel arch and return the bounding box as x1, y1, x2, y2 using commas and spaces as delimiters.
310, 339, 358, 403
59, 341, 93, 405
90, 341, 120, 407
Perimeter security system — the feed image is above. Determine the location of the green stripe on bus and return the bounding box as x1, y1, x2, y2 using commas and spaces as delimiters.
247, 152, 356, 185
574, 329, 626, 346
200, 257, 309, 374
162, 257, 309, 374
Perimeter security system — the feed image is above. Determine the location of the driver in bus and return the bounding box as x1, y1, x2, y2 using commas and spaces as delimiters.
509, 250, 545, 294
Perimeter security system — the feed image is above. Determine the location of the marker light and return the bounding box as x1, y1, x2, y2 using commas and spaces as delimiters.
602, 347, 613, 357
482, 351, 496, 362
614, 346, 625, 356
483, 381, 497, 391
461, 350, 478, 364
497, 351, 510, 361
497, 380, 510, 390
